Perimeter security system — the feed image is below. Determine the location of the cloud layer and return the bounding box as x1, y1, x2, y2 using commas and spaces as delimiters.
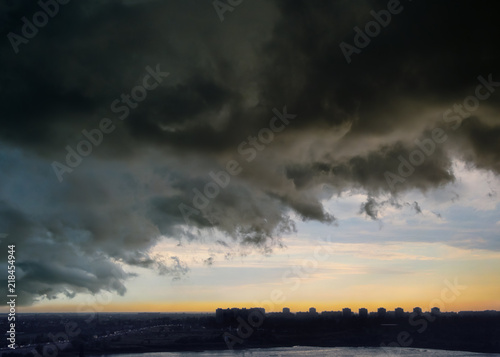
0, 0, 499, 304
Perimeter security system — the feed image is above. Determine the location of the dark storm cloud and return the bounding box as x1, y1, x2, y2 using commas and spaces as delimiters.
358, 196, 423, 221
1, 0, 499, 303
451, 117, 500, 174
359, 197, 379, 220
412, 202, 422, 214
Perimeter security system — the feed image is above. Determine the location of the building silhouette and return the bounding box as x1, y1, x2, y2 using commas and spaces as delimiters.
431, 307, 441, 315
377, 307, 387, 318
342, 307, 352, 318
395, 307, 404, 318
215, 307, 265, 324
359, 308, 368, 318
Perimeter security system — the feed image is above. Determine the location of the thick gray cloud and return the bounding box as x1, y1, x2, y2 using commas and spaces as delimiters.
0, 0, 499, 304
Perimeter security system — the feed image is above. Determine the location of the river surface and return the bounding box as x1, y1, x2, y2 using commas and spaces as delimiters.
94, 346, 500, 357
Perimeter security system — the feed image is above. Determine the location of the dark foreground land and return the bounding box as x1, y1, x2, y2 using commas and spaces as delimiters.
1, 311, 499, 356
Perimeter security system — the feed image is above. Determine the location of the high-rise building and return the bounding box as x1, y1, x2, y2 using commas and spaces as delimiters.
342, 307, 352, 318
378, 307, 387, 318
215, 307, 265, 324
395, 307, 404, 318
216, 308, 224, 323
359, 308, 368, 318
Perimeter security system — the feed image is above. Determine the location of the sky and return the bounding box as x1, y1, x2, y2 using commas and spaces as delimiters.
0, 0, 499, 314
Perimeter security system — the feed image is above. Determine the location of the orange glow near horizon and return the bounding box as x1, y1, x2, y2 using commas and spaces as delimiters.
5, 300, 499, 314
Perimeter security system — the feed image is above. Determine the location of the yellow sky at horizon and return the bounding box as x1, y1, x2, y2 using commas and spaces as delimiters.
7, 297, 500, 314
